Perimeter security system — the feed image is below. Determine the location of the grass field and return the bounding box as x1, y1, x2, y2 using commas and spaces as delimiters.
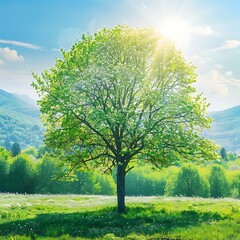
0, 194, 239, 240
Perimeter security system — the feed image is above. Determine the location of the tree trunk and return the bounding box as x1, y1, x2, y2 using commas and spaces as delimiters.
117, 164, 125, 214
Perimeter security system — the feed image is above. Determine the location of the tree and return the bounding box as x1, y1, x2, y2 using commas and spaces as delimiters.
37, 145, 50, 158
9, 154, 36, 193
209, 165, 229, 198
11, 142, 21, 157
22, 146, 38, 158
230, 173, 240, 198
0, 147, 11, 192
173, 164, 209, 197
220, 147, 227, 160
227, 152, 238, 161
72, 171, 101, 194
35, 155, 63, 193
95, 173, 116, 195
32, 26, 217, 213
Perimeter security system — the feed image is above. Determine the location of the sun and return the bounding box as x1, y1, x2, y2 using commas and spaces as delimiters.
160, 19, 190, 48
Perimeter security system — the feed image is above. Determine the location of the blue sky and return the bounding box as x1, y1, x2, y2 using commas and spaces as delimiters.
0, 0, 240, 111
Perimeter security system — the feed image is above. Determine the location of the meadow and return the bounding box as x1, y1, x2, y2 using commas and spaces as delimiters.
0, 194, 239, 240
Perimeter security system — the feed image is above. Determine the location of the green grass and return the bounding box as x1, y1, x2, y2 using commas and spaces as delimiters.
0, 194, 239, 239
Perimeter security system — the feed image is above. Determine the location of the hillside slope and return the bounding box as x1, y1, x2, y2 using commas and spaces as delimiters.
0, 88, 239, 153
0, 89, 43, 149
204, 105, 240, 154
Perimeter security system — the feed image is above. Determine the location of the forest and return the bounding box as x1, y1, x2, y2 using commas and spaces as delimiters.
0, 145, 239, 199
0, 114, 43, 150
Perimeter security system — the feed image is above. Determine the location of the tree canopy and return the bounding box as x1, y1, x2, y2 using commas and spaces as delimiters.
33, 26, 217, 213
11, 142, 21, 157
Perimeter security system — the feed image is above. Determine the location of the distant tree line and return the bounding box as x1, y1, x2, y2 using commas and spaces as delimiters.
0, 145, 239, 198
125, 156, 240, 198
0, 146, 115, 195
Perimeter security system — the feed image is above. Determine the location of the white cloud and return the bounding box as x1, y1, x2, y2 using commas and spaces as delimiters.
195, 69, 240, 110
192, 26, 216, 36
213, 40, 240, 51
0, 47, 24, 62
200, 69, 240, 95
204, 69, 228, 96
225, 71, 233, 77
190, 54, 211, 65
0, 39, 40, 50
214, 64, 223, 69
0, 59, 4, 65
52, 48, 61, 52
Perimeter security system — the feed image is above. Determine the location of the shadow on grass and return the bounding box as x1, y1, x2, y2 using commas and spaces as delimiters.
0, 205, 225, 239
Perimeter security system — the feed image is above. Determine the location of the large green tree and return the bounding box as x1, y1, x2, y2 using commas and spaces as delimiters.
33, 26, 217, 213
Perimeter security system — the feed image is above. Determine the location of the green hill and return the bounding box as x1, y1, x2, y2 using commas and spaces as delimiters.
204, 105, 240, 154
0, 89, 43, 150
0, 88, 239, 154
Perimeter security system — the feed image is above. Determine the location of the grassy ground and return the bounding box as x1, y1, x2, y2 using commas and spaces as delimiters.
0, 194, 239, 239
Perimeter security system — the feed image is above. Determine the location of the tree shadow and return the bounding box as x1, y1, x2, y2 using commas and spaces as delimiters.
0, 205, 225, 239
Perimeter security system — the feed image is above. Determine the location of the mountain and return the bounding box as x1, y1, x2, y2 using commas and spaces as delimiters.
0, 89, 43, 150
0, 88, 239, 154
204, 105, 240, 154
0, 89, 40, 124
